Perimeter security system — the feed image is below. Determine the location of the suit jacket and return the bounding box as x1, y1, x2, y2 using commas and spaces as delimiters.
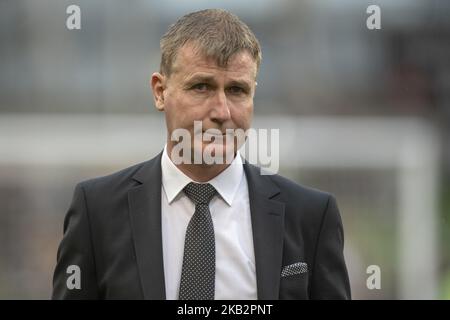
52, 151, 351, 299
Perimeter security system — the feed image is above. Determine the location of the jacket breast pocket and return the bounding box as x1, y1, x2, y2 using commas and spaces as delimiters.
279, 271, 309, 300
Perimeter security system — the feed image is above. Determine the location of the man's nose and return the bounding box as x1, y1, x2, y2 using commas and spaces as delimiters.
210, 91, 231, 123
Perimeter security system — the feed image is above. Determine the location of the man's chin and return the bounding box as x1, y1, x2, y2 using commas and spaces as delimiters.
194, 142, 236, 164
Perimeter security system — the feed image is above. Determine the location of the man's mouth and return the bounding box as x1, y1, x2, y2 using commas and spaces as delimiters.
202, 131, 226, 139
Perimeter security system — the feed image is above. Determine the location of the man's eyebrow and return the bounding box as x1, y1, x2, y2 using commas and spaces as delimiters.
227, 79, 251, 90
185, 74, 216, 84
184, 74, 253, 87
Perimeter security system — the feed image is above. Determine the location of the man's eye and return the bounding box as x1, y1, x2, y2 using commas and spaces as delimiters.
228, 86, 245, 95
191, 83, 209, 91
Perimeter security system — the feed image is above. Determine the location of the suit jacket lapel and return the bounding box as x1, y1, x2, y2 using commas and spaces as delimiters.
244, 163, 285, 300
128, 151, 166, 299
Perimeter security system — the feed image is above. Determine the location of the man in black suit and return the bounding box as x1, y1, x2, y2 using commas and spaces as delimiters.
52, 9, 350, 300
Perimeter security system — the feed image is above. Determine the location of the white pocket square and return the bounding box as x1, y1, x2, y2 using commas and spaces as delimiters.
281, 262, 308, 277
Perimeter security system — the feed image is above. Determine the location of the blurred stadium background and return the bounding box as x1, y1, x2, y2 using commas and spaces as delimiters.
1, 0, 449, 299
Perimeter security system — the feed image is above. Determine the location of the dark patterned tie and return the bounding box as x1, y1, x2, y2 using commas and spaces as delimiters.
179, 182, 217, 300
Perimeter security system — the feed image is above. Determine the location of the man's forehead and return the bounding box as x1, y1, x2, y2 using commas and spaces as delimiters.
171, 44, 257, 78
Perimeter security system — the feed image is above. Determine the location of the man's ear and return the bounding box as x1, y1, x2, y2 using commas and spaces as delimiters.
150, 72, 166, 111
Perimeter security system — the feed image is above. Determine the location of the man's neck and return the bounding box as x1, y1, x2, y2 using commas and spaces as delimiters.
166, 143, 234, 182
175, 162, 230, 183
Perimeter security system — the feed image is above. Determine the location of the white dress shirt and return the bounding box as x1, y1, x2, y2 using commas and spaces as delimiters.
160, 145, 257, 300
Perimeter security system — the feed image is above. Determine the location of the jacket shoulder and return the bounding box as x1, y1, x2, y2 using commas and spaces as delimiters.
268, 173, 332, 203
77, 160, 147, 193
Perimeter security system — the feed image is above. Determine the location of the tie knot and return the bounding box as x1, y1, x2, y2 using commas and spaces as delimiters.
183, 182, 217, 205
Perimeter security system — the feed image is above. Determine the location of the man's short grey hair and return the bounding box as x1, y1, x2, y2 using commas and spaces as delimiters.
160, 9, 262, 77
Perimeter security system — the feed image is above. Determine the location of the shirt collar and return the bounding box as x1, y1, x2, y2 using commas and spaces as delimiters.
161, 144, 244, 206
